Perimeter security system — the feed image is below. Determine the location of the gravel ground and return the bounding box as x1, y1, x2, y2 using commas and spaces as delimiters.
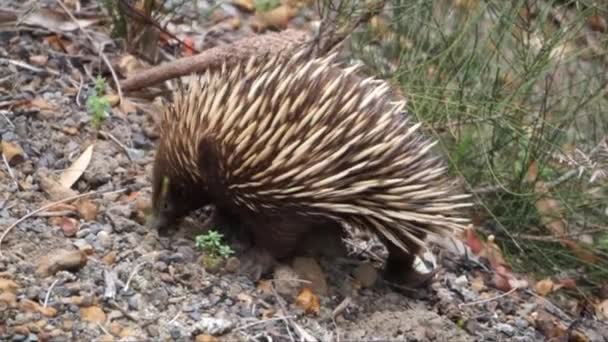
1, 1, 607, 341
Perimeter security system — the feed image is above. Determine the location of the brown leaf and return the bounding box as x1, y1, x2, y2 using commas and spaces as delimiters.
588, 14, 607, 33
535, 278, 554, 297
38, 175, 78, 201
76, 200, 98, 221
257, 279, 273, 295
80, 306, 106, 323
59, 144, 94, 189
232, 0, 255, 12
471, 275, 485, 292
20, 8, 99, 32
295, 287, 320, 315
19, 299, 57, 317
524, 160, 539, 183
1, 141, 25, 166
464, 228, 483, 254
534, 182, 567, 236
0, 278, 20, 293
252, 5, 297, 32
596, 300, 608, 321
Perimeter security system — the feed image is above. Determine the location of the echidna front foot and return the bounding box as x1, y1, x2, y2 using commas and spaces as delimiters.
236, 247, 277, 281
383, 240, 437, 298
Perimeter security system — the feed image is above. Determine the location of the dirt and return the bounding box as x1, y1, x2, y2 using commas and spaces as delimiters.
1, 1, 607, 341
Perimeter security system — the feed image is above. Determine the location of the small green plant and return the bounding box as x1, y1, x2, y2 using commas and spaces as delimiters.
86, 76, 111, 128
195, 230, 234, 269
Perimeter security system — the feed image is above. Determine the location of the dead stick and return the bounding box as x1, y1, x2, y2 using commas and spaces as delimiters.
119, 29, 312, 92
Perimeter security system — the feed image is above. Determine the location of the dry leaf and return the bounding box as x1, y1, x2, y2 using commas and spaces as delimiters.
464, 228, 483, 254
588, 14, 607, 33
257, 279, 273, 295
20, 8, 99, 32
252, 5, 296, 32
1, 141, 25, 166
596, 300, 608, 320
534, 182, 567, 236
295, 287, 320, 315
524, 160, 539, 183
59, 144, 94, 189
471, 275, 485, 292
76, 200, 98, 221
29, 54, 49, 66
535, 278, 554, 297
30, 97, 55, 110
232, 0, 255, 12
38, 175, 78, 201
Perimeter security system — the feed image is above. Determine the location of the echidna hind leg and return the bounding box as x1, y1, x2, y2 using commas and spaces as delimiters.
382, 230, 437, 295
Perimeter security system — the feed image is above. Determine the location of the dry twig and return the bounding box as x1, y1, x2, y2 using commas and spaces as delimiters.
119, 29, 312, 91
54, 0, 124, 104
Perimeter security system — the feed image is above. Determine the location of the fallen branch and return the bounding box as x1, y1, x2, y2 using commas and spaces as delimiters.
119, 29, 312, 92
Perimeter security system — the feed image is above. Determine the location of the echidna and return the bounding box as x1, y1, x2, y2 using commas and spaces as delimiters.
150, 48, 472, 288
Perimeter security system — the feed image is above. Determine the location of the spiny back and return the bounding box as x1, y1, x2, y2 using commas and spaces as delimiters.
158, 49, 472, 252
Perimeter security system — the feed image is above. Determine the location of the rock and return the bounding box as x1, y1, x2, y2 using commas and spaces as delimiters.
352, 263, 378, 288
97, 231, 112, 249
273, 265, 301, 298
80, 306, 106, 323
193, 317, 234, 335
36, 249, 87, 277
292, 257, 328, 296
73, 239, 94, 255
495, 323, 516, 337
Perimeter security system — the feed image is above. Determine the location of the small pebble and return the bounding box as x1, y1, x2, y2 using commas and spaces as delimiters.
97, 231, 112, 249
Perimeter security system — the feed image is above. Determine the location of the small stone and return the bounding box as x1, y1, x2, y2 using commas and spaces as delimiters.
72, 239, 94, 255
170, 328, 181, 339
352, 263, 378, 288
514, 318, 529, 329
36, 249, 87, 277
292, 257, 328, 296
128, 294, 142, 311
193, 317, 234, 335
80, 306, 106, 323
97, 231, 112, 249
495, 323, 515, 337
454, 275, 468, 287
146, 324, 159, 337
